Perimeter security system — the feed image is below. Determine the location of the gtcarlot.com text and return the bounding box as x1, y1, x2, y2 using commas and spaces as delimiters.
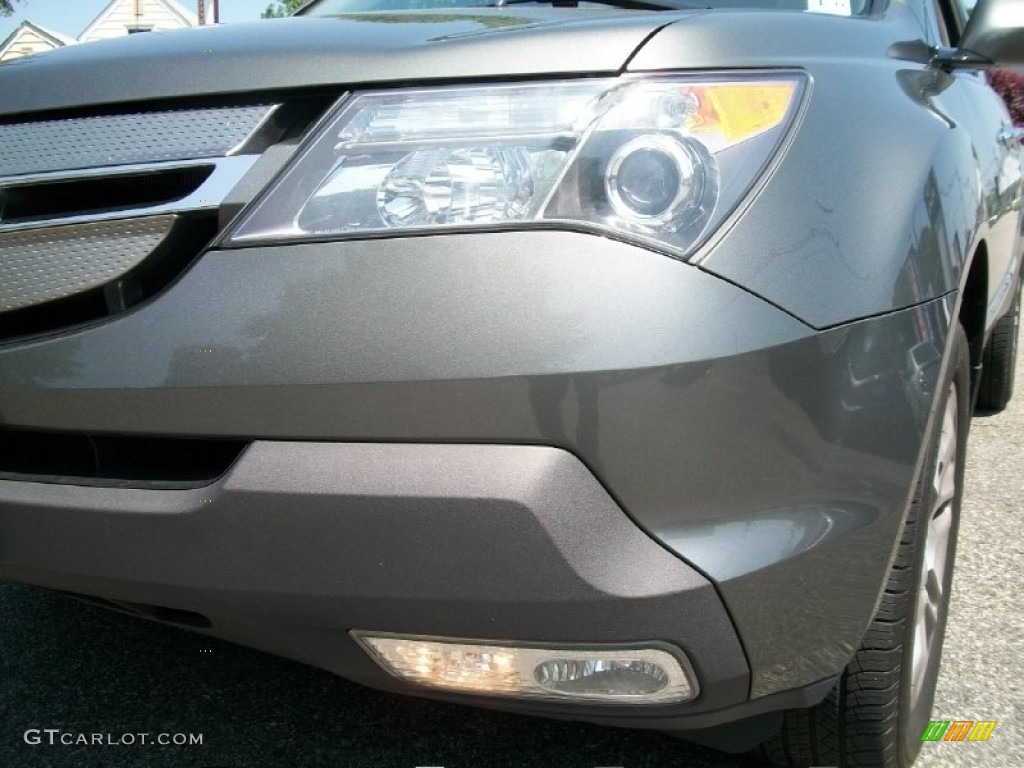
24, 729, 203, 746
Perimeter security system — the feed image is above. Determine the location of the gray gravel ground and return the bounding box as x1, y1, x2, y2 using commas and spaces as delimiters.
918, 353, 1024, 767
1, 356, 1021, 768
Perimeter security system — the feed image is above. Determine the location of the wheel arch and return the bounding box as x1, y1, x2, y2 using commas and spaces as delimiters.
958, 240, 988, 398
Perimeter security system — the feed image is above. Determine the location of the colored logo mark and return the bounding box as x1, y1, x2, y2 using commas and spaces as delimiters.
921, 720, 997, 742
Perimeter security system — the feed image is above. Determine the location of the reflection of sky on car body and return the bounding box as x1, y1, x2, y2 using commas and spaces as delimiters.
0, 0, 269, 41
656, 503, 878, 582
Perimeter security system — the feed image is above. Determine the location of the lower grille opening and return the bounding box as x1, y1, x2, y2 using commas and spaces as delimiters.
65, 593, 212, 628
0, 429, 247, 488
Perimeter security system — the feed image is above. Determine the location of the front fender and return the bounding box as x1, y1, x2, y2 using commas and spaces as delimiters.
698, 62, 982, 329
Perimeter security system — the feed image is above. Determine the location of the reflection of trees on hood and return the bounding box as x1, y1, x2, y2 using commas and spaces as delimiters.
989, 68, 1024, 126
262, 0, 307, 18
336, 12, 530, 28
0, 1, 23, 18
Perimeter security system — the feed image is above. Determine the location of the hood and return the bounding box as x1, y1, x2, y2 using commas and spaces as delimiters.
0, 9, 675, 118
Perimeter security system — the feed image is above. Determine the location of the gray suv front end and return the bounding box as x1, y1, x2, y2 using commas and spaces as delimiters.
1, 0, 1022, 763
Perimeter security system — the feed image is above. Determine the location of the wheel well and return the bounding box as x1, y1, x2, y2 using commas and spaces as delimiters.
959, 243, 988, 395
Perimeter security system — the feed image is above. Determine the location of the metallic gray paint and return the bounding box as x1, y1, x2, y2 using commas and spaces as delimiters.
0, 10, 667, 117
0, 232, 954, 697
0, 234, 809, 390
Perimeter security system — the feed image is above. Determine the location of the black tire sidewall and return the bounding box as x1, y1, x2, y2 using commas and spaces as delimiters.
1004, 289, 1020, 401
978, 282, 1020, 412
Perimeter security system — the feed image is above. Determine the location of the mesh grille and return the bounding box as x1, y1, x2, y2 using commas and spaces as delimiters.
0, 105, 274, 178
0, 216, 175, 312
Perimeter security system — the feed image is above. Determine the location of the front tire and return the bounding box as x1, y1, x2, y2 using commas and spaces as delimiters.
976, 280, 1020, 413
753, 324, 970, 768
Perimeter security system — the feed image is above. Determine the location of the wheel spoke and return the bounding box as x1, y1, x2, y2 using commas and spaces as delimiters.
910, 382, 958, 713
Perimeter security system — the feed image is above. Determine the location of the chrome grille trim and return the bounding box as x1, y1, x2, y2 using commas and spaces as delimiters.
0, 156, 259, 235
0, 216, 176, 313
0, 104, 277, 178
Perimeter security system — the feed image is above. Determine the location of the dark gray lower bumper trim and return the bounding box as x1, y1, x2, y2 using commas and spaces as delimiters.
0, 442, 750, 721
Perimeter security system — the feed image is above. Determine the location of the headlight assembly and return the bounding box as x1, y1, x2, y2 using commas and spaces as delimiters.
225, 74, 806, 258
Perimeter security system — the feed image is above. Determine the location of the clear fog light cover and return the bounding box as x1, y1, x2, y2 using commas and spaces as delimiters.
352, 633, 697, 705
226, 74, 804, 258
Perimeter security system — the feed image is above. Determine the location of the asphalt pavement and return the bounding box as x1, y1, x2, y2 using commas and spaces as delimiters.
1, 354, 1022, 768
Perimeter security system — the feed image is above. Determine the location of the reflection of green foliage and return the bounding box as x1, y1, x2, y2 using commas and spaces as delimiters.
262, 0, 307, 18
337, 12, 528, 27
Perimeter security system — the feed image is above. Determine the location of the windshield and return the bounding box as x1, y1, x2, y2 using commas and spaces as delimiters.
298, 0, 872, 16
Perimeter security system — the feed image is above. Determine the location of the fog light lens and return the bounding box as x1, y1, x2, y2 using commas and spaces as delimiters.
533, 658, 669, 696
352, 633, 696, 705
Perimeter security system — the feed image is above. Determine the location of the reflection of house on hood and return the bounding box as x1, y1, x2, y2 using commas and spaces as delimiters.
0, 0, 197, 62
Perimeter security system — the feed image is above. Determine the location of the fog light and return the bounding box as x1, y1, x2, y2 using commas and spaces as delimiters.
351, 633, 696, 705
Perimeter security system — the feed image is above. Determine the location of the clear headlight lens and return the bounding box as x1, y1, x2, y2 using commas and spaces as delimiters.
226, 74, 805, 257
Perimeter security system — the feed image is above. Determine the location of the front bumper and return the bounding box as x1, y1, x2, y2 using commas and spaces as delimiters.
0, 441, 755, 724
0, 229, 952, 720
